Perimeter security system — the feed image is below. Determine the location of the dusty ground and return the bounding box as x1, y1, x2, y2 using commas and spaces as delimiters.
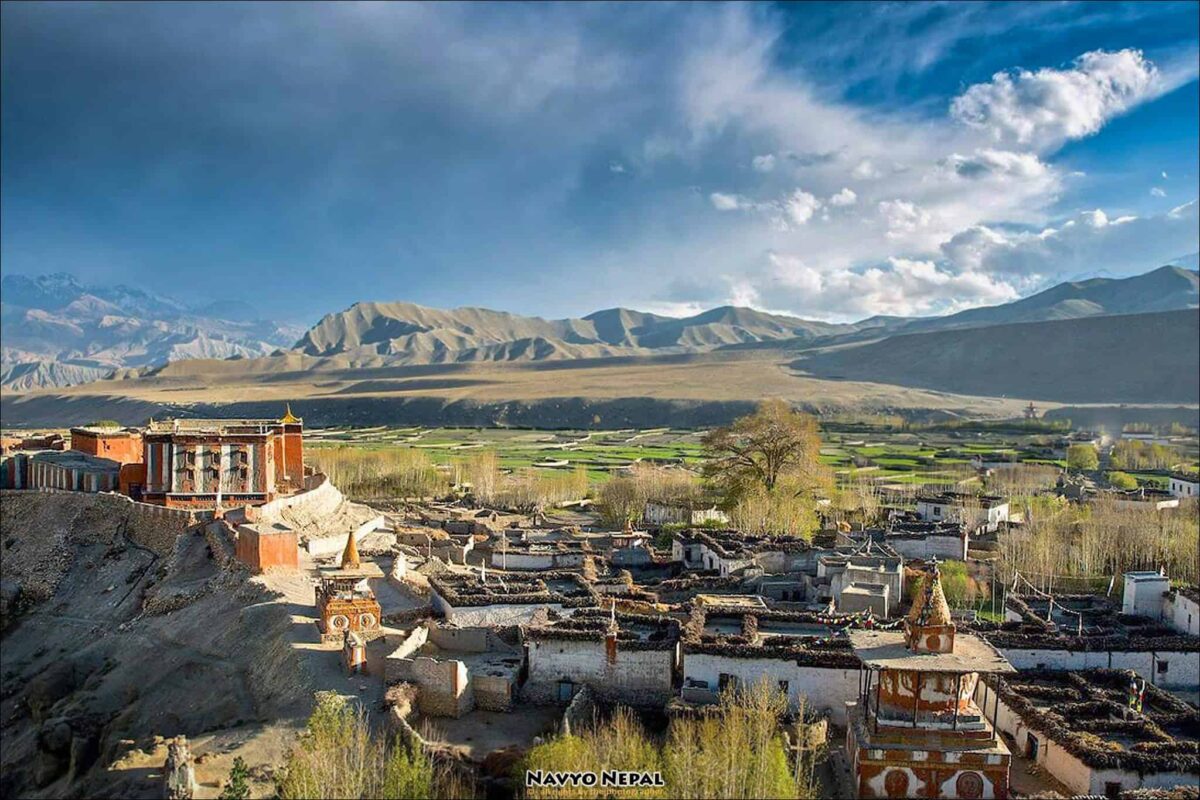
2, 345, 1038, 428
413, 707, 561, 761
0, 491, 427, 799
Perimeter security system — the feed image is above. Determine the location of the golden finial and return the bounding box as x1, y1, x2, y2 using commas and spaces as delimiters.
280, 403, 301, 425
340, 528, 360, 570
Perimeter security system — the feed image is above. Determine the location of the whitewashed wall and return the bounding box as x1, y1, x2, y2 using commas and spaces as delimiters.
683, 653, 859, 724
995, 647, 1199, 690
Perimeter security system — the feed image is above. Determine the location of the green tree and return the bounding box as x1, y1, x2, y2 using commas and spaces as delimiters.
1066, 443, 1099, 471
1105, 471, 1138, 490
278, 692, 437, 799
520, 680, 808, 800
702, 400, 828, 496
218, 757, 251, 800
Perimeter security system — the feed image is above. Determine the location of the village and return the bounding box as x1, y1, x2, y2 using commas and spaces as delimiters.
0, 404, 1197, 800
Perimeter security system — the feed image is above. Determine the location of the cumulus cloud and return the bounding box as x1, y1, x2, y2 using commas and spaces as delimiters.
1151, 187, 1166, 197
941, 202, 1200, 278
829, 187, 857, 207
784, 189, 821, 226
751, 154, 776, 172
746, 253, 1020, 318
950, 49, 1165, 149
707, 186, 823, 230
609, 161, 627, 174
879, 199, 932, 238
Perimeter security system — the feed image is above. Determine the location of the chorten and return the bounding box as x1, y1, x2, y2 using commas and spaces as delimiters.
315, 527, 383, 644
846, 562, 1015, 799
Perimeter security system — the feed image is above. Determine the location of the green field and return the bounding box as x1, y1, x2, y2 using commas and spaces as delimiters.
302, 423, 1191, 490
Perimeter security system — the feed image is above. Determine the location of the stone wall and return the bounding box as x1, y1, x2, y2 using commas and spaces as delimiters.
471, 674, 513, 712
411, 657, 473, 718
524, 639, 674, 707
427, 625, 490, 653
201, 520, 238, 569
885, 534, 967, 561
385, 626, 431, 685
995, 646, 1199, 691
683, 653, 861, 724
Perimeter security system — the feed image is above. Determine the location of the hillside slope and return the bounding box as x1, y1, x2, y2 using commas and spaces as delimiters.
796, 308, 1200, 404
295, 300, 851, 360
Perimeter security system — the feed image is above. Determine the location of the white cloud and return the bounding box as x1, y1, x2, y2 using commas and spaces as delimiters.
784, 189, 821, 226
851, 159, 879, 179
1162, 170, 1169, 179
1151, 187, 1166, 197
940, 202, 1200, 278
950, 49, 1166, 149
879, 199, 932, 238
752, 253, 1020, 318
609, 160, 627, 174
752, 154, 776, 172
829, 187, 857, 207
942, 149, 1052, 180
710, 192, 747, 211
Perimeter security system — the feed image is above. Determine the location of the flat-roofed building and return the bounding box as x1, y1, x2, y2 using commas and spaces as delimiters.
141, 408, 303, 508
11, 450, 122, 492
70, 425, 147, 498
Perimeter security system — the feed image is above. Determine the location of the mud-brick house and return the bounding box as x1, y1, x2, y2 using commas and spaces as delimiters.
981, 669, 1199, 797
679, 604, 862, 723
522, 609, 680, 706
429, 572, 598, 627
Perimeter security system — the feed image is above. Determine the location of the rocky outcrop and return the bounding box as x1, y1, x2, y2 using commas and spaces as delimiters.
162, 736, 196, 800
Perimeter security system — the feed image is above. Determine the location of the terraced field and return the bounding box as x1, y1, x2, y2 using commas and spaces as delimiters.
303, 424, 1182, 490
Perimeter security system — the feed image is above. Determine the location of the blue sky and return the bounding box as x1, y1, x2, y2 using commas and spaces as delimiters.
2, 1, 1197, 325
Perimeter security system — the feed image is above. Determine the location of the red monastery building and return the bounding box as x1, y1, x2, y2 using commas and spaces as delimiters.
847, 562, 1015, 799
140, 407, 304, 509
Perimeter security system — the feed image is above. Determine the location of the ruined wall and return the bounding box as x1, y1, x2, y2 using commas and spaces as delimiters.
524, 639, 674, 706
995, 647, 1200, 690
885, 534, 967, 561
202, 521, 238, 569
683, 654, 860, 724
411, 657, 474, 718
427, 626, 490, 653
560, 685, 597, 735
471, 674, 513, 711
385, 626, 431, 684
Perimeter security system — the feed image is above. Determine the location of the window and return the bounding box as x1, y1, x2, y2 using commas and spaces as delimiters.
778, 680, 789, 695
718, 673, 736, 691
1104, 782, 1122, 799
932, 505, 942, 517
1157, 659, 1169, 675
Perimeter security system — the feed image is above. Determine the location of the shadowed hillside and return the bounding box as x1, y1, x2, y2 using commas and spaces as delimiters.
796, 309, 1200, 404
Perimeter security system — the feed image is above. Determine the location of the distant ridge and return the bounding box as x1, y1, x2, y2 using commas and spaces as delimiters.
2, 262, 1197, 392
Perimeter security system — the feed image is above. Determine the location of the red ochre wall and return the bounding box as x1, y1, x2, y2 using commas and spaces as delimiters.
272, 426, 304, 490
72, 431, 144, 466
235, 528, 299, 573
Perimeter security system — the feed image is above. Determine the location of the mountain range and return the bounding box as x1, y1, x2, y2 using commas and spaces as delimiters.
0, 273, 304, 391
293, 264, 1198, 364
1, 261, 1196, 427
